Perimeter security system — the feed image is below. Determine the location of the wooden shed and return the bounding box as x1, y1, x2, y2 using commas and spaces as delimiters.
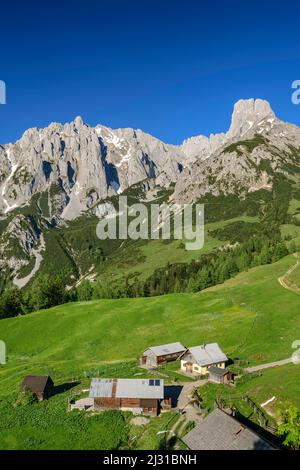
208, 366, 233, 384
140, 342, 186, 367
89, 378, 165, 416
20, 375, 54, 401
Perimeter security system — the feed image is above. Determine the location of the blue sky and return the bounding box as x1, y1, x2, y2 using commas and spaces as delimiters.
0, 0, 300, 144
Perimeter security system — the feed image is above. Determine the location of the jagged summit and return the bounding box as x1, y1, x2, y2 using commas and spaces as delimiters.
174, 99, 300, 204
231, 98, 275, 120
0, 97, 296, 220
74, 115, 84, 129
228, 99, 275, 138
180, 99, 276, 162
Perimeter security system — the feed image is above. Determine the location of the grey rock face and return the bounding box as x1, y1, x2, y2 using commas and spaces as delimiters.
0, 117, 187, 281
1, 98, 300, 221
180, 133, 227, 163
227, 98, 275, 138
0, 119, 185, 221
95, 126, 184, 193
0, 214, 41, 273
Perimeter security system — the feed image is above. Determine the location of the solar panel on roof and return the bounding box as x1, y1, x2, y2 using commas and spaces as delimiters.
155, 380, 160, 386
149, 379, 155, 386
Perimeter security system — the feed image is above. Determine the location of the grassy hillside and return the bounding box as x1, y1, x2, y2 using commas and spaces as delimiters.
34, 214, 258, 288
286, 265, 300, 289
199, 363, 300, 416
1, 254, 300, 394
282, 254, 300, 290
1, 254, 300, 449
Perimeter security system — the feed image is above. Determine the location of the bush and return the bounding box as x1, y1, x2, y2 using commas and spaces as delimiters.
15, 389, 38, 407
76, 280, 93, 301
0, 285, 22, 319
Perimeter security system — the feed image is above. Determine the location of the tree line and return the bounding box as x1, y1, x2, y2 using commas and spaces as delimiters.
127, 234, 289, 297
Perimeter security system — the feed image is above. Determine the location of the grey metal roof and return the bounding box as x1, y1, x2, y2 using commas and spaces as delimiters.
208, 366, 229, 376
116, 379, 164, 399
145, 342, 186, 356
89, 378, 164, 399
183, 409, 277, 450
183, 343, 228, 366
89, 378, 113, 398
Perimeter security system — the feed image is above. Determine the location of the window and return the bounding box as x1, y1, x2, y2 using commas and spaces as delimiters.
149, 379, 160, 386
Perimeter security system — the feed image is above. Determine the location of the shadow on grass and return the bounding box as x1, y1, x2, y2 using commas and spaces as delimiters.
52, 381, 81, 397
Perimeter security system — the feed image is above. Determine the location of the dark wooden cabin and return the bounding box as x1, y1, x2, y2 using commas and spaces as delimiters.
20, 375, 54, 401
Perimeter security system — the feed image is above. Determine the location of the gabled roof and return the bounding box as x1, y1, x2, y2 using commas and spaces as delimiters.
144, 342, 186, 357
89, 378, 164, 400
208, 366, 230, 377
20, 376, 53, 394
183, 409, 278, 450
183, 343, 228, 366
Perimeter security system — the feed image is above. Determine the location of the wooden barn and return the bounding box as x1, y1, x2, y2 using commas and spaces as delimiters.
140, 342, 186, 367
89, 378, 166, 416
20, 375, 54, 401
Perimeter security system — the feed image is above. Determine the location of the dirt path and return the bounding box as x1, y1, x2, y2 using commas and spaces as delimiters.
244, 357, 298, 373
13, 234, 45, 289
177, 379, 207, 423
164, 380, 206, 449
241, 254, 300, 374
278, 253, 300, 293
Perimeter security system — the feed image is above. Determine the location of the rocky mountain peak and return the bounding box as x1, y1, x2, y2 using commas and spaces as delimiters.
74, 115, 84, 130
180, 99, 276, 163
228, 98, 275, 138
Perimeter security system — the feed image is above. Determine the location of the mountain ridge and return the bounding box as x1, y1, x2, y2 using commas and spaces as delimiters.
1, 98, 300, 288
0, 98, 290, 220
